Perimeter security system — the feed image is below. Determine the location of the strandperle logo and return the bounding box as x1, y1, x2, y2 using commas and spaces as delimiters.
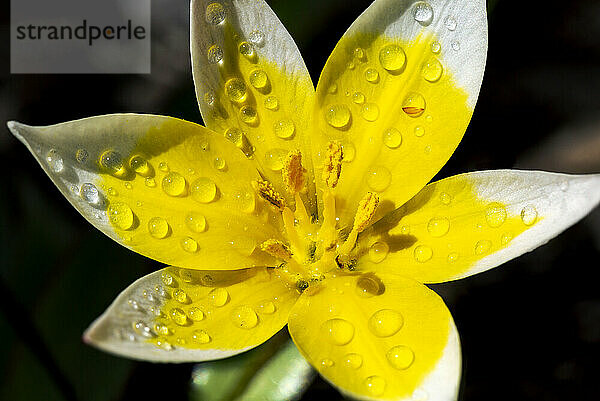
11, 0, 151, 74
15, 19, 147, 47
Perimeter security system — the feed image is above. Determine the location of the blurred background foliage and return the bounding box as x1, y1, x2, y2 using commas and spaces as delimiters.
1, 0, 599, 400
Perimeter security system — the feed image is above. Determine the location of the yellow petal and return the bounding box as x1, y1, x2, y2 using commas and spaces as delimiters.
357, 170, 600, 283
8, 115, 284, 270
288, 272, 460, 400
191, 0, 317, 213
311, 0, 487, 229
84, 266, 298, 362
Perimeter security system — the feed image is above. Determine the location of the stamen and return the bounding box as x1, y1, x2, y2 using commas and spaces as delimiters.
282, 207, 305, 259
260, 239, 292, 260
254, 179, 285, 211
337, 192, 380, 258
282, 150, 306, 194
322, 141, 343, 189
319, 190, 337, 248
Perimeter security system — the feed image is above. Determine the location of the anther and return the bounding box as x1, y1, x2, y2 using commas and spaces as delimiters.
282, 150, 306, 195
260, 239, 292, 260
254, 179, 285, 211
353, 192, 379, 232
322, 141, 343, 189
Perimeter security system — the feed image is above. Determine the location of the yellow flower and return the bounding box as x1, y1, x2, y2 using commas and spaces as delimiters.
7, 0, 600, 399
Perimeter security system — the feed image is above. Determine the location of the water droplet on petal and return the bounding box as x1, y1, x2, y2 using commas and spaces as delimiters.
207, 44, 223, 63
386, 345, 415, 370
366, 166, 392, 192
148, 217, 169, 239
273, 119, 295, 139
352, 91, 365, 104
238, 41, 253, 56
232, 305, 258, 329
45, 149, 64, 173
414, 245, 433, 262
361, 102, 380, 121
264, 148, 288, 171
225, 78, 247, 102
100, 150, 124, 175
128, 155, 150, 176
402, 92, 426, 117
364, 376, 386, 396
213, 157, 226, 170
188, 307, 205, 321
108, 202, 134, 230
365, 68, 380, 83
353, 47, 365, 60
249, 69, 268, 89
324, 104, 351, 128
161, 272, 174, 286
368, 309, 404, 337
256, 300, 275, 314
440, 192, 452, 205
431, 41, 441, 54
369, 242, 389, 263
321, 318, 355, 345
379, 44, 406, 72
451, 40, 461, 51
180, 237, 198, 253
208, 288, 229, 307
249, 30, 265, 46
170, 308, 188, 326
224, 127, 243, 147
158, 162, 169, 172
205, 2, 226, 24
383, 128, 402, 148
520, 205, 538, 226
421, 57, 443, 82
191, 329, 211, 344
264, 95, 279, 110
341, 142, 356, 162
560, 180, 569, 192
80, 183, 100, 204
413, 1, 434, 26
427, 217, 450, 237
485, 202, 507, 228
232, 190, 256, 213
240, 106, 257, 124
501, 233, 513, 245
173, 288, 188, 303
447, 252, 459, 263
162, 172, 187, 197
145, 177, 156, 188
75, 148, 89, 164
190, 177, 217, 203
444, 15, 457, 30
204, 92, 215, 105
475, 240, 492, 255
343, 353, 363, 369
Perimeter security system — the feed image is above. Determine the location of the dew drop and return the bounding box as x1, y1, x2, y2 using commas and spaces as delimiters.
383, 128, 402, 148
170, 308, 188, 326
108, 202, 134, 230
145, 177, 156, 188
191, 329, 211, 344
225, 78, 247, 102
352, 91, 365, 104
204, 92, 215, 105
341, 142, 356, 162
431, 41, 441, 54
240, 106, 257, 124
133, 321, 155, 338
427, 217, 450, 237
232, 190, 256, 213
414, 245, 433, 262
361, 102, 380, 121
324, 104, 351, 128
99, 150, 124, 174
264, 148, 288, 171
485, 202, 507, 228
45, 149, 64, 173
75, 148, 89, 164
444, 15, 457, 31
355, 274, 384, 298
248, 30, 265, 46
264, 95, 279, 110
80, 183, 100, 205
238, 41, 253, 56
249, 69, 268, 89
190, 177, 217, 203
413, 1, 434, 26
321, 358, 334, 368
365, 68, 380, 83
421, 57, 443, 82
368, 309, 403, 337
273, 119, 295, 139
224, 127, 243, 147
520, 205, 538, 226
451, 40, 461, 51
148, 217, 169, 239
366, 166, 392, 192
369, 242, 389, 263
158, 162, 169, 172
256, 300, 276, 314
180, 237, 198, 253
475, 240, 492, 255
129, 155, 150, 176
162, 172, 187, 197
173, 288, 189, 303
447, 252, 459, 263
208, 287, 229, 307
232, 305, 258, 329
379, 44, 406, 72
213, 157, 226, 170
386, 345, 415, 370
402, 92, 426, 117
440, 192, 452, 205
560, 180, 569, 192
205, 2, 226, 24
124, 182, 133, 190
343, 353, 363, 369
188, 307, 205, 321
364, 376, 386, 396
501, 233, 513, 245
161, 272, 174, 286
321, 318, 355, 345
207, 44, 223, 63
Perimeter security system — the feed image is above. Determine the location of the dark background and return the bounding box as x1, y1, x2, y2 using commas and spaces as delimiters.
1, 0, 599, 400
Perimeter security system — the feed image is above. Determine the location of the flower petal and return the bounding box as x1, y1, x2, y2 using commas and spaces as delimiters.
8, 115, 284, 270
311, 0, 487, 227
288, 273, 460, 401
84, 266, 298, 362
191, 0, 317, 213
357, 170, 600, 283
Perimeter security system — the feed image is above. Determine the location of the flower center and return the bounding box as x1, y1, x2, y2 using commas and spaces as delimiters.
257, 143, 379, 292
